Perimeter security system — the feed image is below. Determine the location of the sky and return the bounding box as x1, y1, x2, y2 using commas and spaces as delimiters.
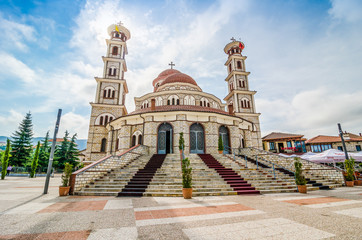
0, 0, 361, 140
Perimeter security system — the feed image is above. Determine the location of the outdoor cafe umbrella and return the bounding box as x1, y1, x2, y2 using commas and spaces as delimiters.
308, 149, 347, 163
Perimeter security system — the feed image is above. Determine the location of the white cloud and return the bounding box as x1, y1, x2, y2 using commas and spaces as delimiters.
57, 112, 89, 139
0, 52, 36, 83
0, 110, 24, 136
329, 0, 362, 22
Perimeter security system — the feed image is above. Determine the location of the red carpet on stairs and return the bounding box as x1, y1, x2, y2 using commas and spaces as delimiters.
118, 154, 166, 197
198, 154, 260, 195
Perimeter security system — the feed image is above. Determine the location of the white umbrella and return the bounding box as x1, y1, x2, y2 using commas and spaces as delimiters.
300, 152, 316, 160
309, 149, 347, 163
349, 151, 362, 162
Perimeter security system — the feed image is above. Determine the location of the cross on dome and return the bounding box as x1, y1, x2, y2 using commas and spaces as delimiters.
117, 21, 123, 26
169, 61, 175, 69
230, 37, 236, 42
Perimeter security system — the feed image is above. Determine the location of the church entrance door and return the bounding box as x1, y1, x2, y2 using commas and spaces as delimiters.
190, 123, 204, 154
219, 126, 230, 154
158, 123, 173, 154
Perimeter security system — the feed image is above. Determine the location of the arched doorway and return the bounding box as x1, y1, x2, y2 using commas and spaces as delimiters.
219, 126, 230, 154
158, 123, 173, 154
190, 123, 204, 154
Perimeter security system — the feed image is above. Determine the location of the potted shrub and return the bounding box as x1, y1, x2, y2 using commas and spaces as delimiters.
345, 158, 355, 187
179, 132, 185, 159
218, 135, 224, 154
182, 157, 192, 199
59, 163, 73, 196
294, 157, 307, 193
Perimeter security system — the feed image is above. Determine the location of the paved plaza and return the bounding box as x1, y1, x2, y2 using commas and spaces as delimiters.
0, 176, 361, 239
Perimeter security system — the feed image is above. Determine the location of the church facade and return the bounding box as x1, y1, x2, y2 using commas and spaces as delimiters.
85, 23, 262, 163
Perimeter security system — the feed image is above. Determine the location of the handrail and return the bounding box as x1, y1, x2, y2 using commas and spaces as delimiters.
69, 144, 144, 194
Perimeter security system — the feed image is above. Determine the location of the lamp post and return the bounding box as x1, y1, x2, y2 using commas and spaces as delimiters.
338, 123, 349, 160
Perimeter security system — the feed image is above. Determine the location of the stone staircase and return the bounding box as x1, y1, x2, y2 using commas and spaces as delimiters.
118, 154, 166, 197
144, 154, 237, 197
74, 154, 152, 196
198, 154, 260, 195
239, 148, 344, 190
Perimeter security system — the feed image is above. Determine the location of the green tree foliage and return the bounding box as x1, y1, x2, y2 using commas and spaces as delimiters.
182, 157, 192, 188
294, 157, 307, 185
10, 112, 33, 166
30, 141, 40, 178
61, 162, 73, 187
345, 158, 355, 181
67, 134, 79, 167
1, 139, 11, 180
38, 131, 50, 171
179, 132, 185, 150
54, 131, 70, 169
218, 135, 224, 151
54, 131, 79, 169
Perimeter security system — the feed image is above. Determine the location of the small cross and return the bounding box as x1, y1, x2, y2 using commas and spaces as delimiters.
117, 21, 123, 26
230, 37, 236, 42
169, 61, 175, 69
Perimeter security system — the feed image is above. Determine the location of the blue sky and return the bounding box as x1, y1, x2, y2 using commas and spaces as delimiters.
0, 0, 361, 139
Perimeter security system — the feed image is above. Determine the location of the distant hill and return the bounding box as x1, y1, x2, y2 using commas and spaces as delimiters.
0, 136, 87, 151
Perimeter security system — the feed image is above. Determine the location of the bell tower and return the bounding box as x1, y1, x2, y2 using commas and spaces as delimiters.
85, 22, 130, 163
223, 38, 262, 148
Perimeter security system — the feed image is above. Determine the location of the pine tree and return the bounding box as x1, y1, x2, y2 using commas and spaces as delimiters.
10, 112, 34, 167
54, 131, 70, 169
67, 134, 79, 167
38, 131, 50, 171
30, 141, 40, 178
1, 139, 11, 180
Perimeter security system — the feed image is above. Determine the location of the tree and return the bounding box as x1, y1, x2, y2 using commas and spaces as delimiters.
30, 141, 40, 178
54, 131, 70, 169
1, 139, 11, 180
38, 131, 50, 171
10, 112, 33, 166
67, 134, 79, 167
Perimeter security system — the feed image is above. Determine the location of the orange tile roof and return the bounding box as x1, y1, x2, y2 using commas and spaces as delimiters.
262, 132, 304, 141
306, 133, 362, 144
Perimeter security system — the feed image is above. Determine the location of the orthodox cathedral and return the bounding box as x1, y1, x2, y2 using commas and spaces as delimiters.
85, 22, 262, 163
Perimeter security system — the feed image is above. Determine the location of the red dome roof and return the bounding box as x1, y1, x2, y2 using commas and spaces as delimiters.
152, 69, 180, 87
160, 73, 198, 87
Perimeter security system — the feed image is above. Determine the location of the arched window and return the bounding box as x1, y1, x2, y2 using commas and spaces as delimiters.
112, 90, 115, 98
177, 99, 180, 105
240, 98, 250, 109
105, 115, 108, 124
103, 90, 107, 98
115, 139, 119, 150
99, 116, 104, 125
108, 68, 112, 76
172, 98, 175, 105
167, 99, 170, 105
112, 46, 118, 55
168, 95, 179, 105
112, 68, 117, 76
131, 135, 136, 147
142, 100, 149, 109
207, 102, 210, 107
155, 97, 163, 106
109, 117, 113, 122
107, 89, 111, 98
101, 138, 107, 152
237, 61, 242, 69
138, 135, 142, 145
184, 96, 195, 105
200, 97, 209, 107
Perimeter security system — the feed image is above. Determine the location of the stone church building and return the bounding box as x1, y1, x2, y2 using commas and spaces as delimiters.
85, 23, 262, 163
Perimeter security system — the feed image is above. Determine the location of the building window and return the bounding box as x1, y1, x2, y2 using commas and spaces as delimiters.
104, 115, 108, 125
287, 141, 292, 148
356, 145, 361, 151
108, 68, 112, 76
269, 142, 275, 150
115, 139, 119, 150
138, 135, 142, 145
237, 61, 242, 69
112, 46, 118, 55
184, 96, 195, 105
100, 138, 107, 152
337, 146, 343, 151
103, 90, 107, 98
132, 135, 136, 147
167, 99, 170, 105
228, 64, 232, 73
99, 116, 103, 125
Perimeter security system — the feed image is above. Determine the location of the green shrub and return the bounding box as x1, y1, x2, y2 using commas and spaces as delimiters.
179, 132, 185, 151
345, 158, 355, 181
182, 157, 192, 188
218, 135, 224, 151
294, 157, 306, 185
61, 163, 73, 187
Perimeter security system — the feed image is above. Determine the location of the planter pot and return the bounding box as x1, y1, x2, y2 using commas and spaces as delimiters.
355, 180, 362, 186
182, 188, 192, 199
59, 186, 70, 196
218, 150, 223, 154
297, 185, 307, 194
346, 181, 354, 187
